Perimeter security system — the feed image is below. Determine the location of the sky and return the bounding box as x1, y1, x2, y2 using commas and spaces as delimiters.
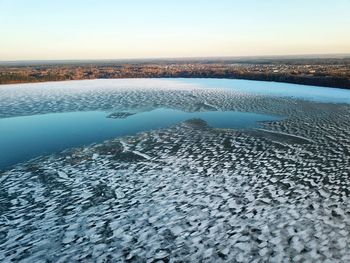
0, 0, 350, 60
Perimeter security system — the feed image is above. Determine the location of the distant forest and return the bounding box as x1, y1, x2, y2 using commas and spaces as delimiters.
1, 57, 350, 89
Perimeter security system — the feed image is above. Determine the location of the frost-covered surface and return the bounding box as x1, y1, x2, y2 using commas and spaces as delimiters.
0, 79, 283, 118
1, 79, 350, 262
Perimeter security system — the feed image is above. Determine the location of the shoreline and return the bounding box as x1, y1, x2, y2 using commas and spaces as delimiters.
1, 75, 350, 90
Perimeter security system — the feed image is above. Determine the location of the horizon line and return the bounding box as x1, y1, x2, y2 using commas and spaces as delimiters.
1, 53, 350, 64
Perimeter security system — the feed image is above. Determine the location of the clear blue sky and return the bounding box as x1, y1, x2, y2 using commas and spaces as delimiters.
0, 0, 349, 60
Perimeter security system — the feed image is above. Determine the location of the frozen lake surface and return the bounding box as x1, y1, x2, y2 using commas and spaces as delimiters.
182, 78, 350, 104
1, 79, 350, 262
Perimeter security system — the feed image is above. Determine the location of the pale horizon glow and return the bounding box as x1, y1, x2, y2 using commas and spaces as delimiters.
0, 0, 350, 61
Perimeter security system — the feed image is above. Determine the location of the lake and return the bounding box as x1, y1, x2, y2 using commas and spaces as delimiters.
1, 78, 350, 170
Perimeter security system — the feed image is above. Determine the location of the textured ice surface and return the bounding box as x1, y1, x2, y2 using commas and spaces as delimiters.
1, 79, 350, 262
181, 78, 350, 104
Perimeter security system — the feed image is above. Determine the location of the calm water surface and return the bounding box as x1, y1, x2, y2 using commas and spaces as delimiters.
0, 108, 282, 170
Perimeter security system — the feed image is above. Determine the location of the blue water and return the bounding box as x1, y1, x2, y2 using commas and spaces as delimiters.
179, 78, 350, 104
0, 108, 282, 170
